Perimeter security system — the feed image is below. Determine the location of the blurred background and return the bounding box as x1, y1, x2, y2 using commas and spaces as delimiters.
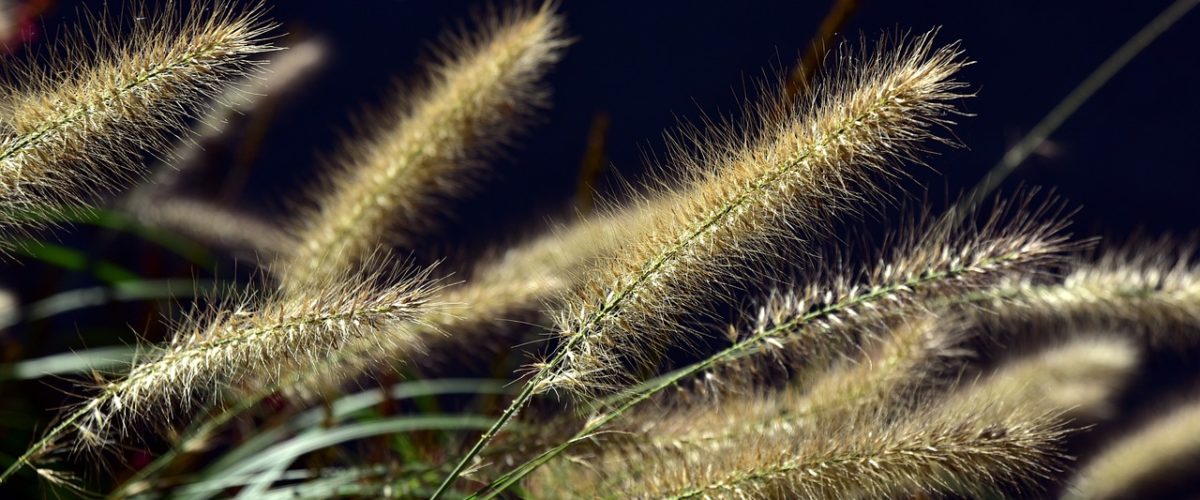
9, 0, 1194, 245
3, 0, 1195, 275
0, 0, 1197, 495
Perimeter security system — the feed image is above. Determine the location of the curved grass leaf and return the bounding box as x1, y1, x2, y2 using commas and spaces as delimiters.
173, 415, 495, 499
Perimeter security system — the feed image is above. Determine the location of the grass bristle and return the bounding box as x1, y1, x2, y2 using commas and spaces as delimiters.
546, 31, 972, 396
0, 1, 275, 251
279, 4, 569, 291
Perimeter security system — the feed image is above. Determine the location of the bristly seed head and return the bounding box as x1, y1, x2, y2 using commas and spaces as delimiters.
545, 30, 973, 397
279, 4, 569, 292
70, 263, 440, 449
0, 1, 276, 253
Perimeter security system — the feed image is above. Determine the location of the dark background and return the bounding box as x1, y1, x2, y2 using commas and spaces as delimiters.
265, 0, 1198, 242
12, 0, 1199, 275
237, 0, 1197, 240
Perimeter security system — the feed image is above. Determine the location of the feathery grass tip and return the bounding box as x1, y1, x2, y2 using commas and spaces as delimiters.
280, 4, 568, 291
546, 31, 971, 396
0, 1, 274, 249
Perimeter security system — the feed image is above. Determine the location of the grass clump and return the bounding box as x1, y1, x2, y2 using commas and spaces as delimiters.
1, 1, 1198, 498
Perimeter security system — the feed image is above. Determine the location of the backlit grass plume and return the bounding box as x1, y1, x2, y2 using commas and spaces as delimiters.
713, 196, 1072, 386
545, 32, 970, 396
279, 4, 568, 291
744, 313, 965, 425
4, 0, 1200, 497
0, 1, 274, 249
1063, 397, 1200, 500
0, 263, 438, 482
971, 243, 1200, 346
981, 336, 1139, 423
560, 314, 964, 478
291, 210, 643, 398
126, 196, 294, 262
417, 210, 650, 364
537, 337, 1068, 499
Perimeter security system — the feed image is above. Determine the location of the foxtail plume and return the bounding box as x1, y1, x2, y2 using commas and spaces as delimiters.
1064, 397, 1200, 500
702, 195, 1072, 391
286, 205, 656, 399
540, 334, 1067, 499
0, 2, 274, 249
279, 4, 568, 291
546, 32, 971, 396
72, 265, 438, 448
969, 243, 1200, 346
983, 336, 1138, 423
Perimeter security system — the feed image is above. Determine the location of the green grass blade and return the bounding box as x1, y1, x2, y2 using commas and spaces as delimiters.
0, 346, 137, 380
173, 416, 494, 499
202, 379, 508, 478
1, 205, 214, 267
10, 240, 140, 284
13, 279, 222, 328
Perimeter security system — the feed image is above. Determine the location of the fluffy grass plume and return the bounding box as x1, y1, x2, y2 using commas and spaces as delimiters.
455, 198, 1074, 497
557, 315, 964, 480
0, 263, 439, 485
1063, 398, 1200, 500
545, 32, 971, 396
696, 311, 960, 442
971, 243, 1200, 346
983, 336, 1139, 423
0, 1, 274, 247
748, 314, 964, 423
130, 197, 293, 259
82, 266, 436, 438
289, 210, 644, 398
408, 209, 650, 365
703, 195, 1072, 389
279, 4, 568, 291
538, 336, 1068, 499
430, 209, 656, 339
